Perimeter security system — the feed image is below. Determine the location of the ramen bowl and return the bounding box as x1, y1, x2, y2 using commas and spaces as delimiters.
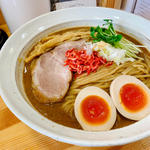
0, 7, 150, 147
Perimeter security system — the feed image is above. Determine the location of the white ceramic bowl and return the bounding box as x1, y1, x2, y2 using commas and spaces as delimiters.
0, 7, 150, 147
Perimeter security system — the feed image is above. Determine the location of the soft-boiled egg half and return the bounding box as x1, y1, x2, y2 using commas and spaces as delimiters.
110, 75, 150, 120
74, 86, 116, 131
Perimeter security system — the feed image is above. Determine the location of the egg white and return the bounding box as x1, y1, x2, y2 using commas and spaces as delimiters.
110, 75, 150, 120
74, 86, 116, 131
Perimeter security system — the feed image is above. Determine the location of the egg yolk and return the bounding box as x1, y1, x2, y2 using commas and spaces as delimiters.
80, 95, 110, 125
120, 83, 147, 112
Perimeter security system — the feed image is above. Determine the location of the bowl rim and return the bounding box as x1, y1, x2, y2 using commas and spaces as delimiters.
1, 7, 150, 147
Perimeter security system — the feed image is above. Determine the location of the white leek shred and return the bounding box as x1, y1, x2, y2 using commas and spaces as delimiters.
83, 42, 93, 55
84, 39, 142, 65
94, 43, 134, 65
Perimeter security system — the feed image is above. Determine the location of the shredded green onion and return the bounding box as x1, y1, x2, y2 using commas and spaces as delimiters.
90, 19, 143, 60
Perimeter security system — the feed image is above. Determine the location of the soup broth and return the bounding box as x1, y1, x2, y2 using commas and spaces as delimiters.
23, 27, 150, 130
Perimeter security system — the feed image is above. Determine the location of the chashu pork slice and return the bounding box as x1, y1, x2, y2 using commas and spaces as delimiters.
32, 52, 72, 103
31, 40, 86, 103
52, 40, 86, 63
